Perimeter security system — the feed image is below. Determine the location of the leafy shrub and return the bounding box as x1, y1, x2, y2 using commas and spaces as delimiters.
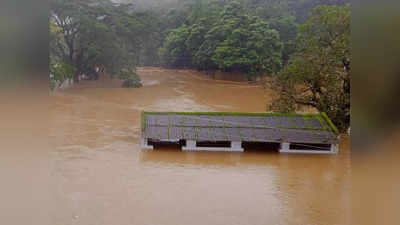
119, 68, 143, 88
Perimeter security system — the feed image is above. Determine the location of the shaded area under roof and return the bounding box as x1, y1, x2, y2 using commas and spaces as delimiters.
141, 112, 339, 144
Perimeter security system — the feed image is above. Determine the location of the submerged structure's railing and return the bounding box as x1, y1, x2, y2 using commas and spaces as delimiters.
141, 111, 340, 154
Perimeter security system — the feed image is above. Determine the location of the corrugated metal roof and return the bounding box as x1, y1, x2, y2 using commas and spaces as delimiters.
141, 112, 339, 144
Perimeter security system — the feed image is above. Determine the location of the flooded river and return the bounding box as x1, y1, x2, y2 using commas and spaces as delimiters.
51, 67, 350, 225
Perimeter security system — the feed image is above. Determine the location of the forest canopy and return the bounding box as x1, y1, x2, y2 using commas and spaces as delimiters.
159, 1, 283, 76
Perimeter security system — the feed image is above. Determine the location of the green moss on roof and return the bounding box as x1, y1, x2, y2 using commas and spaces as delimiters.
142, 111, 323, 118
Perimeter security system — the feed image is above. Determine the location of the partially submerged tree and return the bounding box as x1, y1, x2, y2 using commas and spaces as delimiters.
50, 0, 143, 87
272, 5, 350, 131
119, 68, 143, 88
50, 61, 76, 90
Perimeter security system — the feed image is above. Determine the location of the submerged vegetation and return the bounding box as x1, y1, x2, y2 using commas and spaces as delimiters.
119, 68, 143, 88
50, 0, 350, 131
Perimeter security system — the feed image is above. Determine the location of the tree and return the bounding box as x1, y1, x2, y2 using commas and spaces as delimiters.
272, 5, 350, 131
50, 61, 76, 90
119, 68, 143, 88
50, 0, 144, 85
211, 11, 282, 75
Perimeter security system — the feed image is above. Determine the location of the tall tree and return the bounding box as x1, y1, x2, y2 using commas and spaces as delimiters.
272, 4, 350, 131
50, 0, 143, 82
211, 1, 282, 75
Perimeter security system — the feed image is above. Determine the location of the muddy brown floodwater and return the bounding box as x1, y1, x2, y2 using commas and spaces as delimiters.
51, 67, 350, 225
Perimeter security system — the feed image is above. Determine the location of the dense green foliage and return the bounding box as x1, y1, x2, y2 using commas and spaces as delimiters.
271, 5, 350, 131
49, 61, 76, 90
50, 0, 143, 87
159, 1, 283, 75
50, 0, 348, 76
156, 0, 348, 77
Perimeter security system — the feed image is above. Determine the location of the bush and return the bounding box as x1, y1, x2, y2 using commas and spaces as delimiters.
50, 62, 75, 83
119, 68, 143, 88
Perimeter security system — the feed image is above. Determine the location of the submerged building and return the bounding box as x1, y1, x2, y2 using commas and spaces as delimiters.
141, 111, 340, 154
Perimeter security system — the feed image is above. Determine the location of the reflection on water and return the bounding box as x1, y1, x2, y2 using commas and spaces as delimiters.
52, 67, 351, 225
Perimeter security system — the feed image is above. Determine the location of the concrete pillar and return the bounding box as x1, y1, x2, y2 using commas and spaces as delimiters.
331, 144, 339, 154
280, 142, 290, 152
187, 140, 196, 148
231, 141, 243, 151
182, 140, 196, 151
141, 138, 153, 150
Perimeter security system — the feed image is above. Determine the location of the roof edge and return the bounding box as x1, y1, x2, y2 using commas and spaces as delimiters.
142, 111, 322, 118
